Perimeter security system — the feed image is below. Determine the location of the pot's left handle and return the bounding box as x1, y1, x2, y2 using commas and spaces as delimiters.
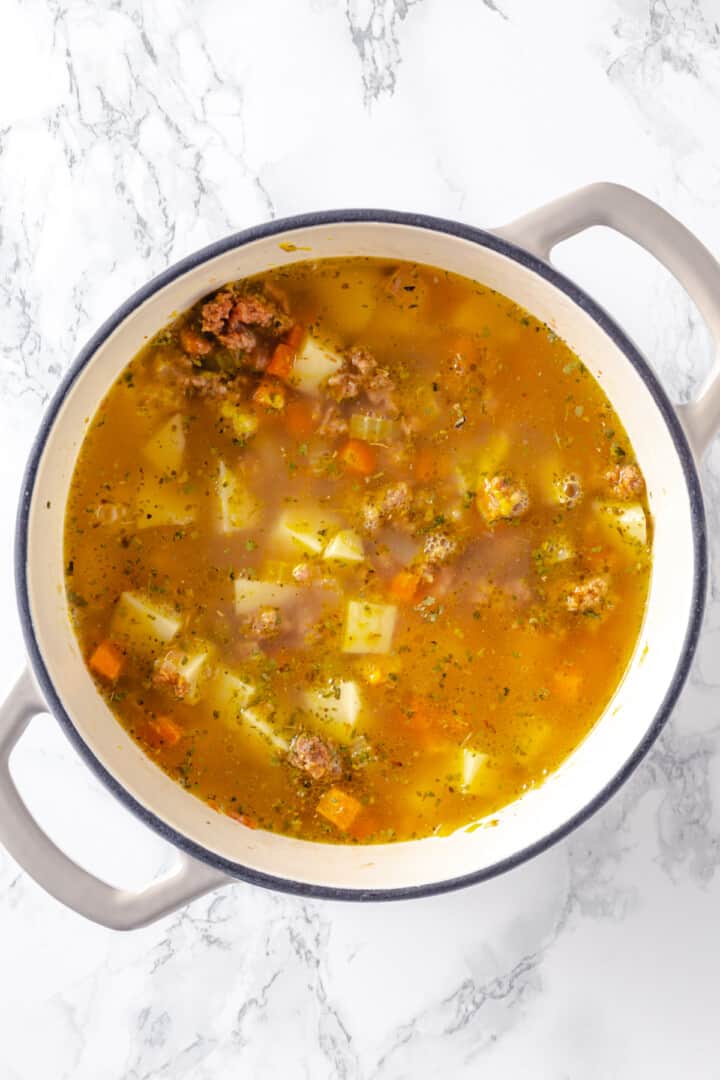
0, 670, 229, 930
494, 182, 720, 458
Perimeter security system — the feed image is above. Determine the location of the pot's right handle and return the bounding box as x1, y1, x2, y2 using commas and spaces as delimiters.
0, 670, 229, 930
495, 182, 720, 458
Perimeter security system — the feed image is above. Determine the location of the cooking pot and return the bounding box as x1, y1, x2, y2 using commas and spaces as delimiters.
2, 183, 718, 930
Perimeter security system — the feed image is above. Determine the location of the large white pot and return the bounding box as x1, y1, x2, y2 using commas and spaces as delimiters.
2, 184, 718, 929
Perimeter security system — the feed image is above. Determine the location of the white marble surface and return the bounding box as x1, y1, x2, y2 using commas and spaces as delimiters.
1, 1, 720, 1076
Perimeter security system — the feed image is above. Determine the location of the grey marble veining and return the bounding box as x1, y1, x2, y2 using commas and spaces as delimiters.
1, 0, 720, 1076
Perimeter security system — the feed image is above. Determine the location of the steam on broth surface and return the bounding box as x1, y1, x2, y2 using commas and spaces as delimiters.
64, 257, 651, 843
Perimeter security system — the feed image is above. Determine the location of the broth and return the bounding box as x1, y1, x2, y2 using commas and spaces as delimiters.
64, 258, 651, 843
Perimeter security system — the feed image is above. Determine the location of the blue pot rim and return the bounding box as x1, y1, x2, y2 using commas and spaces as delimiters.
14, 209, 708, 903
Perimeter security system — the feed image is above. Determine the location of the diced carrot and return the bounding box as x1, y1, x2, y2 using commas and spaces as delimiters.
267, 343, 295, 379
340, 438, 376, 476
553, 667, 583, 702
227, 809, 257, 829
146, 715, 183, 749
284, 324, 305, 350
348, 812, 377, 841
316, 787, 363, 832
89, 639, 125, 682
253, 378, 286, 411
389, 569, 421, 604
399, 694, 466, 748
266, 325, 305, 380
414, 445, 436, 483
285, 398, 315, 437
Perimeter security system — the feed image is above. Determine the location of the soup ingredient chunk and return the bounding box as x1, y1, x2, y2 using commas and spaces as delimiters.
65, 256, 652, 844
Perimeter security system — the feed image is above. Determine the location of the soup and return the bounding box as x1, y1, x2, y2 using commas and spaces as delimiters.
64, 258, 652, 843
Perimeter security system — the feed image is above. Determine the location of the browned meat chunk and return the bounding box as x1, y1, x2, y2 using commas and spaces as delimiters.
317, 404, 349, 439
361, 481, 412, 535
218, 320, 258, 353
477, 474, 530, 523
248, 606, 283, 639
230, 292, 292, 332
423, 530, 458, 565
179, 325, 213, 358
327, 368, 362, 403
606, 463, 645, 500
200, 288, 291, 353
201, 291, 234, 335
153, 651, 190, 699
288, 732, 342, 781
565, 576, 608, 614
327, 346, 398, 416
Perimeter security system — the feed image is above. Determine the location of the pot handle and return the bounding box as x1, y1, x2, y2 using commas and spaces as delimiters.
495, 182, 720, 457
0, 670, 229, 930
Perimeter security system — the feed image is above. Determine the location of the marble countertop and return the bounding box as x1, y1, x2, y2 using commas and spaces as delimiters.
2, 1, 720, 1076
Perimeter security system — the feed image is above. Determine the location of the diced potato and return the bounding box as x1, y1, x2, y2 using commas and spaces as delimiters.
594, 501, 647, 547
261, 560, 297, 585
234, 577, 300, 615
273, 506, 339, 555
304, 679, 363, 741
517, 720, 551, 759
135, 479, 197, 530
154, 645, 213, 704
534, 535, 575, 567
323, 529, 365, 563
217, 460, 262, 534
461, 748, 491, 793
219, 402, 259, 442
291, 334, 342, 394
239, 703, 289, 752
142, 413, 186, 473
208, 667, 258, 717
456, 431, 510, 495
110, 591, 182, 658
476, 431, 510, 477
316, 273, 378, 337
538, 457, 582, 508
342, 600, 397, 655
447, 295, 520, 345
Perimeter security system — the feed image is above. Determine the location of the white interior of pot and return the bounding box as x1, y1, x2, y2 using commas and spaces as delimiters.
24, 221, 697, 890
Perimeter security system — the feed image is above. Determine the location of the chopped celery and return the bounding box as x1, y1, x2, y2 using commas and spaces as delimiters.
323, 529, 365, 563
240, 704, 289, 752
234, 577, 300, 615
291, 334, 342, 394
349, 414, 398, 444
594, 501, 647, 546
342, 599, 397, 654
304, 679, 363, 740
273, 506, 339, 555
217, 460, 261, 534
461, 748, 490, 792
110, 591, 182, 658
142, 413, 185, 473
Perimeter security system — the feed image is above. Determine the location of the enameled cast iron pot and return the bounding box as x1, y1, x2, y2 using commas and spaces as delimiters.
2, 183, 719, 929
